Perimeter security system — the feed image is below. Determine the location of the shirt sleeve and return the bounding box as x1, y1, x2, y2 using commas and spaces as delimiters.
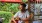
14, 12, 19, 18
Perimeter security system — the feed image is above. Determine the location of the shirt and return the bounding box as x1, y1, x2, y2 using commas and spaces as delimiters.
14, 11, 29, 23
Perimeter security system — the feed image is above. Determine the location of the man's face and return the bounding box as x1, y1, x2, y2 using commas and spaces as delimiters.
19, 5, 23, 10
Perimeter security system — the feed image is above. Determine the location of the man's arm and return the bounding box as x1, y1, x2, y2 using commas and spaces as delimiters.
10, 16, 16, 23
26, 13, 33, 21
21, 13, 33, 21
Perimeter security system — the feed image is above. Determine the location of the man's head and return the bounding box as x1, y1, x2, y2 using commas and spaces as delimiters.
19, 3, 26, 11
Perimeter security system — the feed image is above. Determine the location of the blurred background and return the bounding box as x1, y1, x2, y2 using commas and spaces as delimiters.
0, 0, 42, 23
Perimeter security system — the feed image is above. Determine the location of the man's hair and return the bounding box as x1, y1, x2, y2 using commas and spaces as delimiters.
20, 3, 26, 12
20, 3, 26, 7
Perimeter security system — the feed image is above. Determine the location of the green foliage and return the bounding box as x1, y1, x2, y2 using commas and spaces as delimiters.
0, 11, 13, 23
0, 2, 19, 14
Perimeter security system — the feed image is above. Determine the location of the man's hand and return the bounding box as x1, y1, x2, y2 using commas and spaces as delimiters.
11, 20, 16, 23
10, 18, 16, 23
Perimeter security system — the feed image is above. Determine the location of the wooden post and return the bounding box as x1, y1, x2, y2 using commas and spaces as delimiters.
28, 0, 30, 11
28, 0, 34, 23
27, 0, 30, 23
